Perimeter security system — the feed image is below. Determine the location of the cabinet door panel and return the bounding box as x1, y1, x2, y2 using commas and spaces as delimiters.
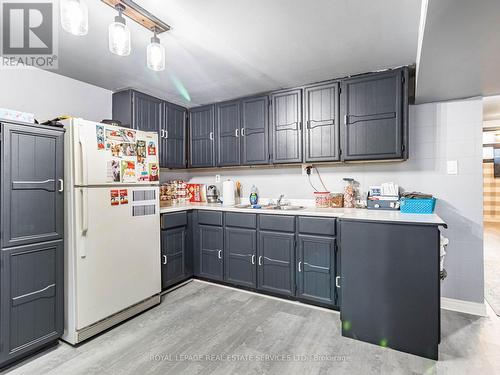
241, 96, 269, 165
161, 227, 186, 289
165, 103, 187, 168
297, 235, 336, 306
271, 90, 302, 163
217, 101, 241, 166
2, 123, 64, 248
0, 240, 63, 364
198, 225, 223, 280
341, 70, 404, 160
133, 91, 162, 132
224, 227, 256, 288
189, 106, 215, 167
304, 83, 340, 162
257, 231, 295, 296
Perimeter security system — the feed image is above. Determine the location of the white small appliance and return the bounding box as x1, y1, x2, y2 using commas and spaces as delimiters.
222, 179, 235, 206
62, 118, 161, 344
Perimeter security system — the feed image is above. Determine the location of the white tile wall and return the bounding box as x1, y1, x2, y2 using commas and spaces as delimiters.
162, 98, 485, 304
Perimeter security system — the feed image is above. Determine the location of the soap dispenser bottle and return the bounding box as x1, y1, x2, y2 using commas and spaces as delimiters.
249, 185, 259, 205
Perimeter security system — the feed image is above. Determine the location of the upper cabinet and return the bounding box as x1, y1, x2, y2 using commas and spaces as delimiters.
163, 102, 187, 169
241, 95, 269, 165
304, 82, 340, 162
189, 105, 216, 168
112, 89, 188, 169
216, 100, 241, 166
270, 89, 303, 164
340, 68, 409, 161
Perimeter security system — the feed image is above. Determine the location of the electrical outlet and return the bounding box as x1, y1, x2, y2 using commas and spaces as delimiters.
215, 174, 221, 183
302, 164, 313, 176
446, 160, 458, 175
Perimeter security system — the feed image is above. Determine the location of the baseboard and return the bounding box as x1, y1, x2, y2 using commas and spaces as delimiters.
441, 297, 487, 317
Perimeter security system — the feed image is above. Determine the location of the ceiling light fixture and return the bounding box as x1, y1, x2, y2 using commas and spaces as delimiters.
108, 4, 131, 56
147, 28, 165, 71
60, 0, 89, 36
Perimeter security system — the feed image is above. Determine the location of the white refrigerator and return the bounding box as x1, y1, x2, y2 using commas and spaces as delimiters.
62, 118, 161, 344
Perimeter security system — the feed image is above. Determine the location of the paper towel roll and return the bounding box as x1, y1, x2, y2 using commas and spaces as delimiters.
222, 179, 235, 206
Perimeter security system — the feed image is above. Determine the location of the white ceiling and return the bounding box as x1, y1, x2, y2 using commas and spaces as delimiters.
416, 0, 500, 103
55, 0, 422, 107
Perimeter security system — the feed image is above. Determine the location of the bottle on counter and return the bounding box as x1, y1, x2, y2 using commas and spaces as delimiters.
343, 178, 356, 208
249, 185, 259, 205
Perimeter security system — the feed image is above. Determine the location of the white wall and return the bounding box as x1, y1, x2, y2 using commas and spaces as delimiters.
162, 98, 485, 304
0, 69, 112, 122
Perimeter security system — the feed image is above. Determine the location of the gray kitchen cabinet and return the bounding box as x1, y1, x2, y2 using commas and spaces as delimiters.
189, 105, 216, 168
297, 235, 336, 306
270, 89, 302, 164
340, 68, 409, 161
224, 227, 256, 288
217, 100, 241, 166
241, 95, 269, 165
304, 82, 340, 162
161, 227, 187, 289
112, 89, 163, 132
339, 219, 440, 360
1, 122, 64, 248
257, 231, 295, 296
198, 224, 224, 281
0, 240, 64, 366
163, 102, 187, 168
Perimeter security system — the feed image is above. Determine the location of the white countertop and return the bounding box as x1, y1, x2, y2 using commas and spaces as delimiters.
160, 203, 446, 226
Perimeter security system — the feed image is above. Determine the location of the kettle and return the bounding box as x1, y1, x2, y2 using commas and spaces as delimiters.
206, 185, 219, 203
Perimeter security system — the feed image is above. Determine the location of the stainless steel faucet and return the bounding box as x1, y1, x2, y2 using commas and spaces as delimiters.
276, 194, 285, 208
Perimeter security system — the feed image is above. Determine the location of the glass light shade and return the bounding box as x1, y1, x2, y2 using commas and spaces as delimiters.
147, 38, 165, 71
109, 18, 131, 56
60, 0, 88, 36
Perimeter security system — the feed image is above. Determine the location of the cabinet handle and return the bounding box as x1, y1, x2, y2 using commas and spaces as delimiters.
163, 255, 167, 265
258, 256, 262, 266
241, 127, 245, 136
335, 276, 340, 288
209, 132, 214, 141
165, 130, 168, 139
344, 115, 348, 125
58, 178, 64, 192
251, 254, 255, 265
218, 249, 222, 259
235, 128, 239, 138
298, 261, 302, 272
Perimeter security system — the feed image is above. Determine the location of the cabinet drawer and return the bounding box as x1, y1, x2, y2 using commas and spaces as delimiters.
161, 211, 187, 229
259, 214, 295, 232
298, 216, 336, 236
225, 212, 256, 228
198, 210, 223, 226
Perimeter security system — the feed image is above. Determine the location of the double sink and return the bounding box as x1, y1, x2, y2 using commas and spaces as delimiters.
233, 204, 305, 211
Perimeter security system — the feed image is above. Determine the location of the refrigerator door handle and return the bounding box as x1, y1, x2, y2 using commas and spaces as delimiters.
78, 126, 88, 185
81, 188, 89, 235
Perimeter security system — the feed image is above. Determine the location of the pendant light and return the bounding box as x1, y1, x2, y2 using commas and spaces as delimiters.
108, 4, 131, 56
147, 28, 165, 71
60, 0, 88, 36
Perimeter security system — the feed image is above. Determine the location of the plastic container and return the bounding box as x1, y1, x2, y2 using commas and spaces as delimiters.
314, 191, 331, 208
330, 193, 343, 208
343, 178, 356, 208
400, 197, 436, 214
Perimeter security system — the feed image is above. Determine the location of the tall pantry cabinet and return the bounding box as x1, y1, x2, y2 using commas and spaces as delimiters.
0, 120, 64, 368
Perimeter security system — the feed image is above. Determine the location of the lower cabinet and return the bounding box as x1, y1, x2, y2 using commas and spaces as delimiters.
257, 231, 295, 297
0, 240, 63, 366
224, 227, 256, 288
198, 225, 224, 281
297, 235, 336, 306
161, 227, 187, 289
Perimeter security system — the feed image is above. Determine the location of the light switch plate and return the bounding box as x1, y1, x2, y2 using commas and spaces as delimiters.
447, 160, 458, 175
215, 174, 221, 183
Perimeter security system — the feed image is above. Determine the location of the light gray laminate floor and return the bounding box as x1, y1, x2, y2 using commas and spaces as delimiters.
4, 280, 500, 375
484, 222, 500, 316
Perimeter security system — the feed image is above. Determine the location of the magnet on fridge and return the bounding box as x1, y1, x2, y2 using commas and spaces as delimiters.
147, 141, 157, 156
137, 162, 149, 181
96, 125, 105, 150
119, 189, 128, 205
149, 162, 159, 181
121, 160, 136, 183
106, 160, 121, 182
110, 189, 119, 206
136, 140, 146, 163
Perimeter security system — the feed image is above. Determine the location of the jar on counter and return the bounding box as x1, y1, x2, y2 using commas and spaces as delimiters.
329, 193, 344, 208
343, 178, 356, 208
